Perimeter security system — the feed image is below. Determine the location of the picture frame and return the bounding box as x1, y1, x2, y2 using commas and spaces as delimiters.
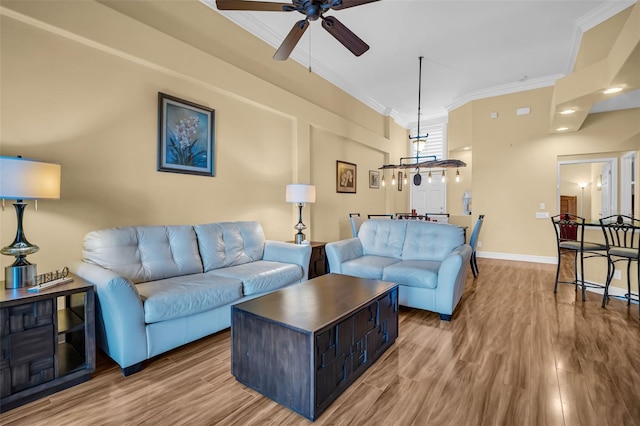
398, 171, 403, 191
336, 160, 357, 193
369, 170, 380, 189
158, 92, 215, 176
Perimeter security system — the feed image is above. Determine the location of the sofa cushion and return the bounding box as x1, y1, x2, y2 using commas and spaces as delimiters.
83, 225, 203, 283
342, 255, 400, 280
194, 222, 266, 272
402, 221, 465, 261
208, 260, 303, 296
136, 274, 243, 324
358, 220, 407, 258
382, 260, 440, 289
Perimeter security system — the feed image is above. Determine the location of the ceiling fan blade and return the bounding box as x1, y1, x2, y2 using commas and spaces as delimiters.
321, 16, 369, 57
330, 0, 379, 11
216, 0, 293, 12
273, 20, 309, 61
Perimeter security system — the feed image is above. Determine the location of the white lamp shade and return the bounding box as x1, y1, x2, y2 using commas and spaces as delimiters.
286, 184, 316, 204
0, 156, 61, 200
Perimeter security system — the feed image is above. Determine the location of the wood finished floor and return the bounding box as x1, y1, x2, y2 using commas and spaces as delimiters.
2, 259, 639, 426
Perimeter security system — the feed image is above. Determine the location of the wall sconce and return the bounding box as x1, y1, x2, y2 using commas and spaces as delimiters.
286, 184, 316, 244
596, 175, 602, 191
0, 156, 61, 288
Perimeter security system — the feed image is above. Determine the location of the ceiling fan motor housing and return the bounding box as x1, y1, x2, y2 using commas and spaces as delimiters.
300, 0, 323, 20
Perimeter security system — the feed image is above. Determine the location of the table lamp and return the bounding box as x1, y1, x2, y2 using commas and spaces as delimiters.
286, 184, 316, 244
0, 156, 61, 288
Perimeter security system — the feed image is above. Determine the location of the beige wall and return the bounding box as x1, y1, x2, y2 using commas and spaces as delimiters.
0, 1, 637, 294
448, 89, 639, 291
0, 1, 408, 279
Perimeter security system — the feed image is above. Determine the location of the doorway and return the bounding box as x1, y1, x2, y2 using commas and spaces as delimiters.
560, 196, 577, 215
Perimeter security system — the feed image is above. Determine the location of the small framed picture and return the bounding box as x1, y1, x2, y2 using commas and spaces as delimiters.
158, 92, 215, 176
369, 170, 380, 189
336, 160, 357, 193
398, 171, 403, 191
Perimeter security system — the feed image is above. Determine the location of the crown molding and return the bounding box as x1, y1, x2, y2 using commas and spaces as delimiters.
202, 2, 407, 125
202, 0, 636, 128
564, 0, 637, 74
445, 74, 563, 113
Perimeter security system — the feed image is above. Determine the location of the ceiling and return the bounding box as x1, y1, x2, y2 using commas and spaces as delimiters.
203, 0, 638, 131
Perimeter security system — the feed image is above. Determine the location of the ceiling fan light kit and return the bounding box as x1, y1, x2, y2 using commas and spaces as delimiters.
216, 0, 379, 60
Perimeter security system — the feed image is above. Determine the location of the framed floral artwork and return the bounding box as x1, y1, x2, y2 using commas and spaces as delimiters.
369, 170, 380, 189
158, 93, 215, 176
336, 160, 356, 193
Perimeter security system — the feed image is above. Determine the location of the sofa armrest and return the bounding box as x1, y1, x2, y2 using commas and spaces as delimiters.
263, 241, 312, 281
435, 244, 472, 315
325, 238, 363, 274
70, 260, 147, 369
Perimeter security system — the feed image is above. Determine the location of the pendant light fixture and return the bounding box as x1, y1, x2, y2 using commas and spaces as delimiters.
378, 57, 466, 190
412, 56, 426, 186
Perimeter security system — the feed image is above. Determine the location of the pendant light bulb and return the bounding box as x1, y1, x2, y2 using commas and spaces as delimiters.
403, 174, 408, 185
391, 170, 396, 186
442, 170, 446, 183
381, 174, 386, 187
455, 169, 460, 182
428, 171, 432, 184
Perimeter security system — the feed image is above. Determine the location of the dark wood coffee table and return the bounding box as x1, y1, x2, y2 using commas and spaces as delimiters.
231, 273, 398, 421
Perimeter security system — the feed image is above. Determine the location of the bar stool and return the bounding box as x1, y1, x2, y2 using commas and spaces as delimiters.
599, 215, 640, 318
551, 213, 608, 301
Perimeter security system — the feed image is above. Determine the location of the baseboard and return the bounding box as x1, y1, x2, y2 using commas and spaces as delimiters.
476, 251, 557, 264
579, 279, 639, 304
476, 251, 638, 304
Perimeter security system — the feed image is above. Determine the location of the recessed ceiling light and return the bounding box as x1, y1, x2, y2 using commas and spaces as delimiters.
464, 147, 470, 150
556, 127, 569, 132
560, 109, 576, 115
603, 87, 623, 94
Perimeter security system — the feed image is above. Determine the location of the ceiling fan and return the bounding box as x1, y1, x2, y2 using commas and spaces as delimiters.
216, 0, 379, 60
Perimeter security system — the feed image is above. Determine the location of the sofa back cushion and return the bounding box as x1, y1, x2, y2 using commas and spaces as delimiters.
358, 220, 408, 258
194, 221, 266, 272
402, 221, 464, 261
83, 225, 203, 283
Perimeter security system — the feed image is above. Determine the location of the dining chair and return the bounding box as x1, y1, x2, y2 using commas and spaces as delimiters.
599, 214, 640, 318
550, 213, 608, 301
425, 213, 450, 223
469, 214, 485, 278
367, 214, 393, 219
349, 213, 363, 237
395, 213, 413, 219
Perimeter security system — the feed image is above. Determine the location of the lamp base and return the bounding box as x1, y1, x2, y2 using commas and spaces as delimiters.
5, 263, 37, 289
294, 232, 306, 244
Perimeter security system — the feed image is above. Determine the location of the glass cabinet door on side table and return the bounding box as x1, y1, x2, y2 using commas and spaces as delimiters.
0, 276, 95, 412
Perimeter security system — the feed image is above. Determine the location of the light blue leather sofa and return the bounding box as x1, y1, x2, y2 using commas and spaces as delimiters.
71, 221, 311, 375
326, 219, 471, 320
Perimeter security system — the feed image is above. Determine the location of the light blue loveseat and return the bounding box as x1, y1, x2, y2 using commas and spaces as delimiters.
71, 221, 311, 375
326, 219, 471, 320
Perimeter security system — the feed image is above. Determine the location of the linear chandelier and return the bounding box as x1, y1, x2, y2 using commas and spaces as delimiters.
379, 56, 466, 188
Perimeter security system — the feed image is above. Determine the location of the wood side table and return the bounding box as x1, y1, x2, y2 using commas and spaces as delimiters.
308, 241, 328, 279
286, 241, 328, 279
0, 276, 95, 412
